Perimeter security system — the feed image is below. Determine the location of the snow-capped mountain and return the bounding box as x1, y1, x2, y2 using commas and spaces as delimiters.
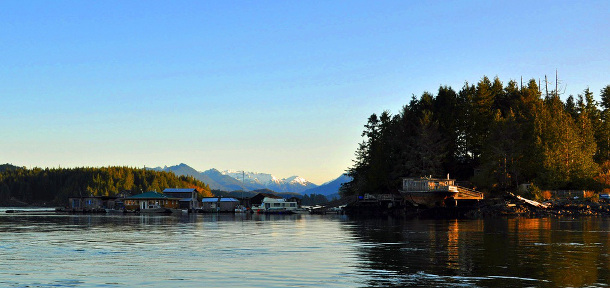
221, 170, 317, 193
152, 164, 318, 193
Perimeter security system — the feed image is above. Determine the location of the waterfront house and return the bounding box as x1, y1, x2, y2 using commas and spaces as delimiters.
162, 188, 200, 211
123, 191, 180, 211
400, 177, 483, 207
68, 196, 120, 211
201, 197, 239, 212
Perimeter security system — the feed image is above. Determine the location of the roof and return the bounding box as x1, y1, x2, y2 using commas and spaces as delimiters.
163, 188, 197, 193
125, 191, 177, 199
201, 198, 240, 203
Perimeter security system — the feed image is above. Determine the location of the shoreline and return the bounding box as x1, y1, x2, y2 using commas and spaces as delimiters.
4, 197, 610, 219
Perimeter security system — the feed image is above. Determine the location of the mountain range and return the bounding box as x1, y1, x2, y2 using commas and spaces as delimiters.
152, 163, 350, 196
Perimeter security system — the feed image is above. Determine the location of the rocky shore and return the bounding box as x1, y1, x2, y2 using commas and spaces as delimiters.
344, 192, 610, 219
467, 195, 610, 218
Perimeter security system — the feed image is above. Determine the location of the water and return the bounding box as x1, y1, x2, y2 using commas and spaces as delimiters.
1, 210, 610, 288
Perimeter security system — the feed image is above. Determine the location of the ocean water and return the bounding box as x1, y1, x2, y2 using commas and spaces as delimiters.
1, 210, 609, 287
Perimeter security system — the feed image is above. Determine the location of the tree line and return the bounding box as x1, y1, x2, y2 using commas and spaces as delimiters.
0, 165, 212, 206
341, 76, 610, 197
301, 193, 329, 206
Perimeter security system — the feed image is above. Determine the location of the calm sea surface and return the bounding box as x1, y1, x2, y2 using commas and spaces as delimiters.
1, 209, 610, 288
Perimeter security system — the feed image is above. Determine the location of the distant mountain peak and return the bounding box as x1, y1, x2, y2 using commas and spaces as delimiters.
220, 170, 318, 193
301, 174, 351, 197
156, 164, 318, 193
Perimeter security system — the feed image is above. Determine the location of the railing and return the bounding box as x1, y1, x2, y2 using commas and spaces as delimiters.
456, 186, 484, 199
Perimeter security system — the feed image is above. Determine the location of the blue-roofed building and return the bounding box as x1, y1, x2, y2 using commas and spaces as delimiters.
201, 197, 239, 212
163, 188, 200, 212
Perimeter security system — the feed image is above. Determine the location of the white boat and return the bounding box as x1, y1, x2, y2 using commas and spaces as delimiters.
251, 197, 301, 214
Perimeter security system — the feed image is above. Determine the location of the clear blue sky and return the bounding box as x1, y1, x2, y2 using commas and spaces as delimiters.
1, 0, 609, 184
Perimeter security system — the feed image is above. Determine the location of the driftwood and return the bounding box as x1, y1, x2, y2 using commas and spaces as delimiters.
508, 192, 551, 209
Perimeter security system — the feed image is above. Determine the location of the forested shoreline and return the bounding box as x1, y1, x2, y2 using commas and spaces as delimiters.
341, 76, 610, 198
0, 164, 212, 206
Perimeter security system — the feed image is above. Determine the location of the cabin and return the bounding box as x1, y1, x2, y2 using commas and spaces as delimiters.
68, 196, 120, 211
123, 191, 180, 211
400, 177, 483, 207
162, 188, 200, 211
401, 177, 458, 193
200, 197, 240, 212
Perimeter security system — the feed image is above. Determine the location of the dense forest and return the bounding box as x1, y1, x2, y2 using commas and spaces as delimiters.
341, 76, 610, 197
0, 164, 212, 206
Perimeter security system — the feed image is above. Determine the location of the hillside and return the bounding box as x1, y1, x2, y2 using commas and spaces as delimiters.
152, 164, 226, 190
0, 164, 21, 173
302, 174, 351, 196
0, 165, 212, 206
221, 170, 318, 193
156, 164, 318, 193
212, 189, 303, 199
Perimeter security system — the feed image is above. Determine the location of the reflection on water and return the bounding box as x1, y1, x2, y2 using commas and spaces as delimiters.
1, 212, 610, 287
346, 217, 610, 287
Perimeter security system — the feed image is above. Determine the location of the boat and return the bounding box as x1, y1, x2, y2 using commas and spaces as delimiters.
400, 177, 459, 207
251, 197, 301, 214
234, 205, 248, 213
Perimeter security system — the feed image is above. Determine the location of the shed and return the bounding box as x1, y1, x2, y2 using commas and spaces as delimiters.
68, 196, 120, 211
201, 197, 239, 212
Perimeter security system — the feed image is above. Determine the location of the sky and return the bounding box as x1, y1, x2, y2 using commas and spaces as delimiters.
1, 0, 609, 184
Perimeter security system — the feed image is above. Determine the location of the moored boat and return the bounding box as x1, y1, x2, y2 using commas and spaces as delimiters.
251, 197, 301, 214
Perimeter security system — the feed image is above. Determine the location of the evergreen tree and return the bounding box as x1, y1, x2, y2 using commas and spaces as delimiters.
342, 76, 609, 197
